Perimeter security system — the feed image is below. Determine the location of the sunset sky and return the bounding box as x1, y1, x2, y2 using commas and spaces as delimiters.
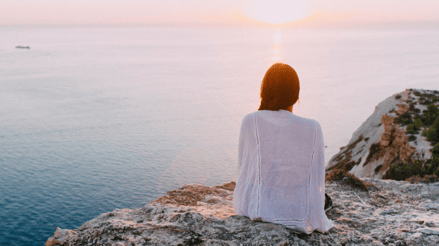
1, 0, 439, 26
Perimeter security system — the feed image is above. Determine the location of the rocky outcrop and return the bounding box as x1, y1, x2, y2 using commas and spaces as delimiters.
326, 89, 438, 178
46, 89, 439, 245
47, 179, 439, 246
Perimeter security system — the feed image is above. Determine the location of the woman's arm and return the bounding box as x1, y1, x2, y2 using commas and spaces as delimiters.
236, 114, 252, 182
308, 120, 332, 232
314, 121, 326, 207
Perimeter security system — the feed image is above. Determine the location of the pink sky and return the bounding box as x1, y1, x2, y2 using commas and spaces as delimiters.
1, 0, 439, 26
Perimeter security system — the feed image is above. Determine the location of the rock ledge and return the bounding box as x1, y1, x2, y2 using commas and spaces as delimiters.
47, 178, 439, 246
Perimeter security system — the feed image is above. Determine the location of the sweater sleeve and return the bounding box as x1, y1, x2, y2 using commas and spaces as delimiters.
235, 113, 252, 182
315, 121, 326, 210
308, 121, 333, 233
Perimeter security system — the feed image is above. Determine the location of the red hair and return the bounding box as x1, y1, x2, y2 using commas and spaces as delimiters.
258, 63, 300, 111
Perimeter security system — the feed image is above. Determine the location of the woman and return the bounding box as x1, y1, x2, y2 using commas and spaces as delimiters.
233, 63, 333, 234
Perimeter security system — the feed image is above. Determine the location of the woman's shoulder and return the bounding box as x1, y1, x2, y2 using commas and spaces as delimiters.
241, 112, 255, 123
298, 117, 322, 133
289, 113, 319, 126
239, 112, 257, 130
253, 110, 320, 126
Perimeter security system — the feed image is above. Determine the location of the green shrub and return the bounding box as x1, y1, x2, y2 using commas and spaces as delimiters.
431, 143, 439, 175
394, 111, 413, 125
414, 118, 423, 129
420, 98, 433, 105
427, 127, 438, 143
422, 104, 439, 125
407, 124, 417, 134
384, 159, 425, 181
432, 143, 439, 157
407, 118, 423, 134
426, 118, 439, 143
383, 146, 439, 180
423, 156, 439, 176
408, 135, 416, 141
422, 129, 428, 137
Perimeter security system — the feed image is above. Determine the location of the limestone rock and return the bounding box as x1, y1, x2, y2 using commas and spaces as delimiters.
327, 89, 438, 178
47, 180, 439, 246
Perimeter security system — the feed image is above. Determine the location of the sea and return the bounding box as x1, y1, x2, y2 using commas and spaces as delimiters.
1, 24, 439, 245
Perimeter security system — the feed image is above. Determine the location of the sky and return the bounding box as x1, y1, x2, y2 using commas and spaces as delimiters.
1, 0, 439, 26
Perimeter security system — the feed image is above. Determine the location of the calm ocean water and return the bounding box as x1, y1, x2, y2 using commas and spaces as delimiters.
1, 25, 439, 245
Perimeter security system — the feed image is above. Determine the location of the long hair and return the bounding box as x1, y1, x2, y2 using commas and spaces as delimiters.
258, 63, 300, 111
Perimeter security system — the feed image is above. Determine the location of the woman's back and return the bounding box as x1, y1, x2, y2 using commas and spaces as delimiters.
233, 110, 333, 234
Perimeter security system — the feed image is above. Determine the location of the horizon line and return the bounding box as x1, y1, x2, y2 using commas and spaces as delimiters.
1, 20, 439, 29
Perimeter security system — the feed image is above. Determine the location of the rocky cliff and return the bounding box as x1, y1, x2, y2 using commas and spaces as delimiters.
326, 89, 439, 178
47, 176, 439, 246
46, 89, 439, 246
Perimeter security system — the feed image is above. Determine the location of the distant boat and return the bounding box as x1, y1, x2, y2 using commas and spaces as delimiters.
15, 46, 30, 49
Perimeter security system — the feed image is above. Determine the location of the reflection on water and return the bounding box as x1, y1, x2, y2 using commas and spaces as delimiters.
274, 31, 281, 44
272, 30, 282, 61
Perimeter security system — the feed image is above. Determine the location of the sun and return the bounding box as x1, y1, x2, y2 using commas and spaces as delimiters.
243, 0, 311, 25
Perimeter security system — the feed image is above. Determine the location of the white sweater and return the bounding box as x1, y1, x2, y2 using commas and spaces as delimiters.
233, 110, 333, 234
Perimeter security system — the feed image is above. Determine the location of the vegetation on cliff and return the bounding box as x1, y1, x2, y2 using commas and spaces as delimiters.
384, 144, 439, 181
384, 90, 439, 181
326, 89, 438, 180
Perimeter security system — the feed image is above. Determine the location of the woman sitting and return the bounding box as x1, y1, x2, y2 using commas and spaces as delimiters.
233, 63, 333, 234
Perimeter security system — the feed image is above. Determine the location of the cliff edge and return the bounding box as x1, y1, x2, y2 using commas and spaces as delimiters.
47, 177, 439, 246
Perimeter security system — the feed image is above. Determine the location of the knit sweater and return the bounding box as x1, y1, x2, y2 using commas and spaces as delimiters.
233, 110, 333, 234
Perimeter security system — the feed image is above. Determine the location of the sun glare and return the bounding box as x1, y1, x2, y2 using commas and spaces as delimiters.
271, 31, 282, 61
243, 0, 311, 25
